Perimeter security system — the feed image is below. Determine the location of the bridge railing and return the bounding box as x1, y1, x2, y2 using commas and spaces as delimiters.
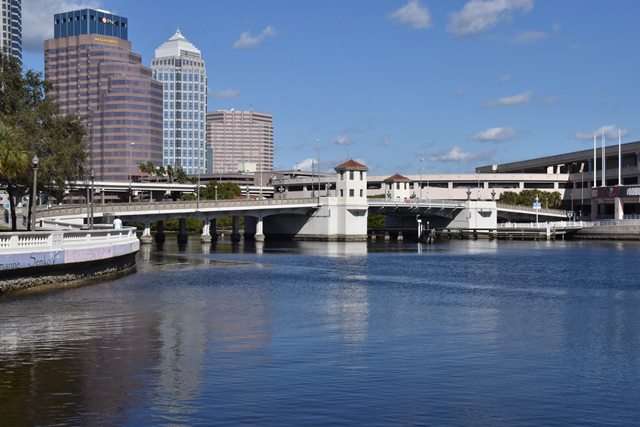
367, 198, 465, 207
0, 227, 138, 252
496, 202, 567, 216
497, 221, 587, 229
37, 197, 320, 218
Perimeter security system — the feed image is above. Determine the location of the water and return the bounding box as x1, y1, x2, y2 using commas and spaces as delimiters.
1, 238, 640, 425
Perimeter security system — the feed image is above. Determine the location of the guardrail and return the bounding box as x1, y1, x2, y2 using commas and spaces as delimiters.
0, 227, 138, 252
37, 197, 320, 218
496, 202, 568, 216
497, 221, 586, 229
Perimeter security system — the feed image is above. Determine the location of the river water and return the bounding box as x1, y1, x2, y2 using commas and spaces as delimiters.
1, 238, 640, 425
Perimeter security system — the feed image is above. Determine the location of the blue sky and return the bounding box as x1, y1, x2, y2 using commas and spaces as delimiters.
22, 0, 640, 175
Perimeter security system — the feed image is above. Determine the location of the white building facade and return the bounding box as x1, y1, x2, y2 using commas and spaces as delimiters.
152, 29, 207, 175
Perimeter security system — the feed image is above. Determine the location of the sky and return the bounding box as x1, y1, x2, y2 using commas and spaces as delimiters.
21, 0, 640, 175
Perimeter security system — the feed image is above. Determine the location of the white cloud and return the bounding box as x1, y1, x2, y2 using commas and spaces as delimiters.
429, 146, 491, 163
330, 134, 352, 145
448, 0, 533, 37
380, 136, 392, 146
233, 26, 277, 49
486, 90, 532, 107
389, 0, 432, 30
575, 125, 630, 141
23, 0, 102, 52
497, 74, 511, 84
513, 30, 550, 44
473, 127, 518, 142
292, 158, 315, 172
544, 96, 558, 104
211, 89, 239, 99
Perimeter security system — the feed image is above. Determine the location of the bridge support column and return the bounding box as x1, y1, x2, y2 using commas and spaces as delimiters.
210, 218, 218, 241
614, 197, 624, 220
140, 220, 153, 244
255, 215, 265, 242
200, 220, 211, 243
177, 218, 188, 245
155, 220, 166, 244
231, 216, 241, 243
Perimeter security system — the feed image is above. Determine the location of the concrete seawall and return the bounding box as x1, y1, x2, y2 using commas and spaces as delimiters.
0, 228, 139, 293
574, 225, 640, 240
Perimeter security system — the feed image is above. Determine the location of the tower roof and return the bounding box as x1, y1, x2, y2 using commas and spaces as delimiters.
155, 28, 201, 59
383, 173, 410, 182
335, 159, 368, 171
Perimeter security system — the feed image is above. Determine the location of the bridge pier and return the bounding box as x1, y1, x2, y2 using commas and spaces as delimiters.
177, 218, 188, 245
231, 216, 241, 243
140, 221, 153, 244
200, 221, 211, 243
210, 218, 218, 242
255, 215, 265, 242
155, 220, 166, 244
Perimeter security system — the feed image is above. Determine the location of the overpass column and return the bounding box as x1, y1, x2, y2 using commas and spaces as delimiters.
177, 218, 188, 244
614, 197, 624, 220
255, 215, 265, 242
231, 216, 241, 242
140, 220, 153, 244
155, 220, 166, 244
200, 219, 212, 243
210, 218, 218, 242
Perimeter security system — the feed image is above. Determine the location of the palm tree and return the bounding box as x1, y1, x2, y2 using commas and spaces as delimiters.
155, 165, 165, 182
0, 124, 31, 230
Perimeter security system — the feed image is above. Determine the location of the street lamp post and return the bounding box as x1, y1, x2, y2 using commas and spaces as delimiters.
30, 155, 39, 231
419, 157, 423, 200
580, 170, 584, 219
90, 169, 95, 229
128, 142, 135, 203
214, 184, 218, 201
535, 194, 540, 225
316, 138, 320, 202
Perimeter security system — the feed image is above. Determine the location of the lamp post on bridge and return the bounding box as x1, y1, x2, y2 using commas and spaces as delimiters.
128, 142, 135, 203
30, 155, 39, 231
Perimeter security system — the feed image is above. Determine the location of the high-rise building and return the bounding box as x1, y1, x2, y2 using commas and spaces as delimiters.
45, 9, 163, 181
0, 0, 21, 65
206, 110, 274, 174
152, 29, 207, 175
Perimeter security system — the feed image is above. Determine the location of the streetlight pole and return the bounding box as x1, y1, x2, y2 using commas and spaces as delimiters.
128, 142, 135, 203
419, 157, 423, 200
315, 138, 320, 201
214, 184, 218, 201
580, 170, 584, 219
90, 169, 95, 229
30, 155, 39, 231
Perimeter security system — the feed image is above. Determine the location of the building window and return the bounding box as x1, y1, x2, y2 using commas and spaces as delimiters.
349, 189, 354, 197
340, 189, 344, 197
360, 189, 363, 197
360, 171, 363, 180
349, 171, 354, 180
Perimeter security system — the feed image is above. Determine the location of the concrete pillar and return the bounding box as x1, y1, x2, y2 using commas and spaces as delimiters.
210, 218, 218, 241
177, 218, 188, 244
140, 220, 153, 244
255, 215, 265, 242
200, 220, 212, 243
591, 198, 598, 221
614, 197, 624, 220
155, 220, 166, 244
231, 216, 241, 242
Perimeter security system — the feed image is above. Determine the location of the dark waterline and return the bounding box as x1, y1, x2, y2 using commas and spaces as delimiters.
1, 238, 640, 425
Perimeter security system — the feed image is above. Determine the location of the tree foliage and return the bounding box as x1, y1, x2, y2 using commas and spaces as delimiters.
200, 182, 242, 200
0, 55, 86, 230
499, 189, 563, 209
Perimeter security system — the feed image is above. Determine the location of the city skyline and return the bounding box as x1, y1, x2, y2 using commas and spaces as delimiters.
20, 0, 640, 175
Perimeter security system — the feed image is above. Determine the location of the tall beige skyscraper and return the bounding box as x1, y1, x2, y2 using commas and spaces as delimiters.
45, 8, 163, 181
206, 110, 273, 174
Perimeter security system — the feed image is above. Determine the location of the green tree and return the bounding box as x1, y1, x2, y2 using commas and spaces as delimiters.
0, 124, 30, 229
201, 181, 241, 200
0, 54, 86, 230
